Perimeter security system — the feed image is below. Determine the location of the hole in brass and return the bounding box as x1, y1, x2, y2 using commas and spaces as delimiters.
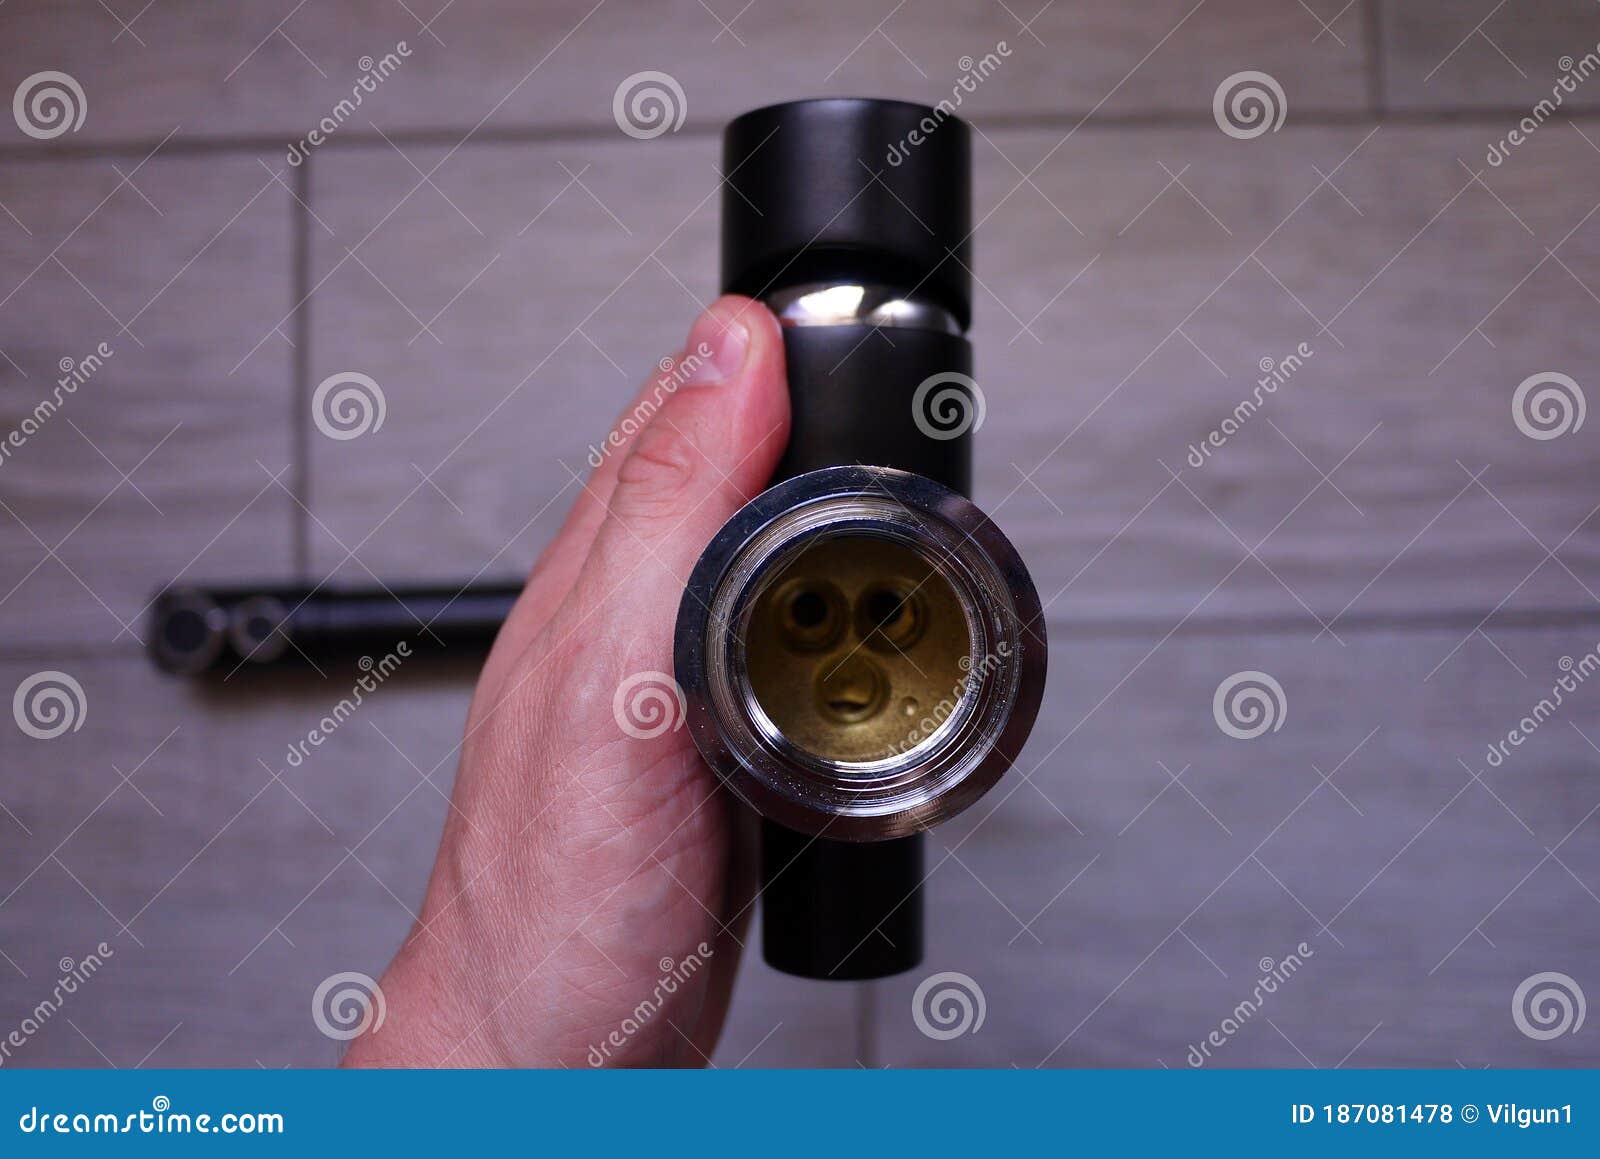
857, 582, 926, 651
789, 589, 828, 628
816, 654, 886, 723
768, 577, 846, 652
743, 534, 970, 763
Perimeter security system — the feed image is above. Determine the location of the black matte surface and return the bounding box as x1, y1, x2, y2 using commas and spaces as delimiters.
149, 584, 520, 674
756, 315, 973, 983
721, 98, 973, 327
722, 97, 976, 983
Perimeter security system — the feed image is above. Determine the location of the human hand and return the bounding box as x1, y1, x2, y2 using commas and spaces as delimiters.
343, 295, 790, 1068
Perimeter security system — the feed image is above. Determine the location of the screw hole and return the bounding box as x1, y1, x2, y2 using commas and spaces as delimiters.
788, 589, 828, 629
857, 581, 926, 651
865, 588, 905, 628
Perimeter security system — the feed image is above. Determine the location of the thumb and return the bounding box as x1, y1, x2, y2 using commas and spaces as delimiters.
549, 295, 789, 658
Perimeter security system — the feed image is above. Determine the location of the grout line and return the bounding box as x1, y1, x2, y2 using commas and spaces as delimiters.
1039, 605, 1600, 641
9, 106, 1600, 163
1363, 0, 1388, 117
291, 157, 312, 580
2, 606, 1596, 666
855, 981, 878, 1069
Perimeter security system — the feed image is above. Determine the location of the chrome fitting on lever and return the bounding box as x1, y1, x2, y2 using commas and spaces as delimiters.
671, 97, 1050, 979
676, 465, 1044, 842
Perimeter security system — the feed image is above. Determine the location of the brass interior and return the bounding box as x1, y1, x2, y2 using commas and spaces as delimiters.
742, 534, 971, 763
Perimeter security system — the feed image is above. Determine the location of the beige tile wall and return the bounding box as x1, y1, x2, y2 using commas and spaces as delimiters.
2, 0, 1598, 1067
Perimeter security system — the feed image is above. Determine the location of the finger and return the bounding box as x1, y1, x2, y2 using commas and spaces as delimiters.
541, 294, 790, 675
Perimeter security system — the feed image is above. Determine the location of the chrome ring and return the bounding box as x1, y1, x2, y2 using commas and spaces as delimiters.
766, 282, 962, 335
674, 465, 1046, 841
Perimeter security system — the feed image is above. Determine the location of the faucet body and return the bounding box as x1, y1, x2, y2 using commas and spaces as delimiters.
676, 99, 1047, 979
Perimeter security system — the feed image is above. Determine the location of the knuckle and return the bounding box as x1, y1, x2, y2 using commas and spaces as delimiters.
611, 423, 700, 518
